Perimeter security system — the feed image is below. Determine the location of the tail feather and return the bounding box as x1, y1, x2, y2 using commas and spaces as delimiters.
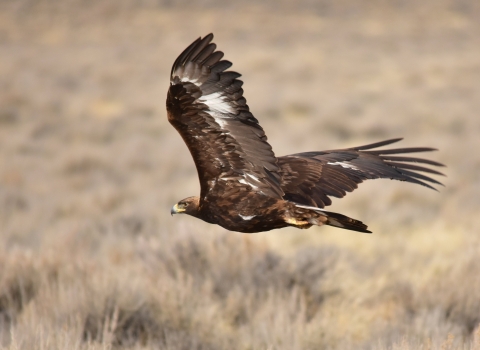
294, 203, 372, 233
322, 210, 371, 233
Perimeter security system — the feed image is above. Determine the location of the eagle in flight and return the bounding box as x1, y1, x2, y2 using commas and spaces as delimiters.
167, 34, 444, 233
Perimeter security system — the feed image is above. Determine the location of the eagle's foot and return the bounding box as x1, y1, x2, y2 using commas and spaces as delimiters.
285, 218, 313, 229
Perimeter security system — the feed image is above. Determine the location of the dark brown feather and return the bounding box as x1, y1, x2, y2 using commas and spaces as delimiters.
279, 139, 445, 208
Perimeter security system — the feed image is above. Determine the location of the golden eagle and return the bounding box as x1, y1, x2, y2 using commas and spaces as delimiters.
167, 34, 444, 233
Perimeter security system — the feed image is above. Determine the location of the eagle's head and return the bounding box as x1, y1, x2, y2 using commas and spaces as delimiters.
171, 196, 200, 217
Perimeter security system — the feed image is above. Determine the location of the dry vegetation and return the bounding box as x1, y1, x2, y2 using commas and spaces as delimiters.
1, 0, 480, 349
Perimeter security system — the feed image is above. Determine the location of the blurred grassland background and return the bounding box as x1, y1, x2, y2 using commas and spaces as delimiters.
1, 0, 480, 349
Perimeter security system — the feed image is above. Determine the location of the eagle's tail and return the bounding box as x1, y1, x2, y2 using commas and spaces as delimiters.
320, 210, 371, 233
293, 203, 372, 233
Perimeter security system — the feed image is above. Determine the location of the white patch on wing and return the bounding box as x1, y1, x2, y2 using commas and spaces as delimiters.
219, 174, 262, 190
237, 175, 259, 190
246, 173, 259, 182
199, 92, 235, 115
239, 214, 256, 220
238, 178, 248, 186
200, 92, 222, 102
327, 161, 359, 171
212, 114, 229, 128
180, 76, 200, 86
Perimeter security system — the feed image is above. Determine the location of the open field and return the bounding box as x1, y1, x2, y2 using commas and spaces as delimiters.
1, 0, 480, 348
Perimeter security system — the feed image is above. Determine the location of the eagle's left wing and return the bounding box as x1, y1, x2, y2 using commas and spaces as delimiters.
167, 34, 283, 200
279, 138, 445, 208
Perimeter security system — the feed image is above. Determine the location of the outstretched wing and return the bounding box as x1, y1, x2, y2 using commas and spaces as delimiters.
279, 138, 445, 208
167, 34, 283, 199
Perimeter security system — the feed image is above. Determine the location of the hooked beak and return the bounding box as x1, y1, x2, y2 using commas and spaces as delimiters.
171, 203, 183, 216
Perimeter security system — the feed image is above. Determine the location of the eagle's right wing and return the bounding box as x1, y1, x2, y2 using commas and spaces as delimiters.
167, 34, 283, 199
279, 138, 445, 208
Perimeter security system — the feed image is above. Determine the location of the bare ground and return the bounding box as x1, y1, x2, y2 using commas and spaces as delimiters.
1, 0, 480, 349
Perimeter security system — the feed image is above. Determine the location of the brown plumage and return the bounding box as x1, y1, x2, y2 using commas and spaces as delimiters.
167, 34, 444, 234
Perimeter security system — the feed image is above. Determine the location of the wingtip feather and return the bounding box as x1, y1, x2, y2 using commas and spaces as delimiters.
353, 138, 403, 151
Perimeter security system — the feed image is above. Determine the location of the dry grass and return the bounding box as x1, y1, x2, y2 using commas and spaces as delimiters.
1, 0, 480, 349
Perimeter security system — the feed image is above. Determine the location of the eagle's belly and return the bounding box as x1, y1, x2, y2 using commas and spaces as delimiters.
199, 194, 289, 233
